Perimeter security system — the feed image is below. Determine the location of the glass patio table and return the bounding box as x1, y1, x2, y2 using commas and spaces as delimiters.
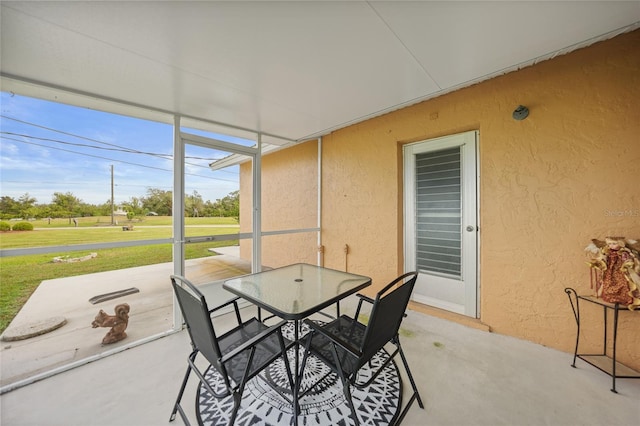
223, 263, 371, 422
223, 263, 371, 322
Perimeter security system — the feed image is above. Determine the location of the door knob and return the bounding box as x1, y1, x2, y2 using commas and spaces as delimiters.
466, 225, 476, 232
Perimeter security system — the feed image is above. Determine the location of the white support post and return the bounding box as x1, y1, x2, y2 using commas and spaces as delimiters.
172, 115, 185, 330
317, 137, 323, 266
252, 134, 262, 273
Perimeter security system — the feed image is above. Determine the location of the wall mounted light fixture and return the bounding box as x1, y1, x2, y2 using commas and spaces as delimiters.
512, 105, 529, 120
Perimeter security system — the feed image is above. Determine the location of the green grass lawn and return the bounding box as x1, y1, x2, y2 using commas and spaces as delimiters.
0, 216, 239, 248
22, 215, 239, 228
0, 216, 239, 333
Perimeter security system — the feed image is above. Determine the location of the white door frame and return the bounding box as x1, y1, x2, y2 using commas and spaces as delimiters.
404, 130, 479, 317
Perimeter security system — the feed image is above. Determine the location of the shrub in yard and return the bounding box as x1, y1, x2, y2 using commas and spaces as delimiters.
11, 221, 34, 231
0, 221, 10, 231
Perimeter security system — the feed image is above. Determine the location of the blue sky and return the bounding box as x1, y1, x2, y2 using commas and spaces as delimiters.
0, 92, 241, 206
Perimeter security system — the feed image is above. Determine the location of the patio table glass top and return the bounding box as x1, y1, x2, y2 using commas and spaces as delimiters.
223, 263, 371, 320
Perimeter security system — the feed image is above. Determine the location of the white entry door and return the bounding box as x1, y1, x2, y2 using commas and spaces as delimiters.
404, 131, 478, 317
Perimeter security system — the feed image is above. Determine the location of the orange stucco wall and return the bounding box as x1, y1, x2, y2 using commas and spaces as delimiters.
245, 30, 640, 370
240, 140, 319, 267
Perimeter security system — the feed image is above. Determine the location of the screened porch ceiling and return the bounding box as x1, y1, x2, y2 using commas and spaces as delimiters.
1, 1, 639, 149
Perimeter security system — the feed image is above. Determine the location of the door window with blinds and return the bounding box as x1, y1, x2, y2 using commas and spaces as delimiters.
404, 130, 478, 317
415, 147, 461, 277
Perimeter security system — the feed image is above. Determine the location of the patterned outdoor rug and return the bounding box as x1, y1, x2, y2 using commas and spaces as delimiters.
197, 321, 402, 425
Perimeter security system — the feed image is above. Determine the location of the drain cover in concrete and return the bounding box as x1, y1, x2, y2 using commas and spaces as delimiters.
1, 316, 67, 342
89, 287, 139, 304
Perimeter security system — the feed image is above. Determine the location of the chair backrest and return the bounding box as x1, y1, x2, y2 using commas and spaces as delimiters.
360, 272, 418, 362
171, 275, 224, 369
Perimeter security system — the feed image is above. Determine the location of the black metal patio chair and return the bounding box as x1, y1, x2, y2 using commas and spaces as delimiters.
169, 275, 294, 426
298, 271, 424, 425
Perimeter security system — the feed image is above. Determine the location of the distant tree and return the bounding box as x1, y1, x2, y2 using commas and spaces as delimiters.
17, 193, 37, 219
0, 193, 38, 219
185, 190, 205, 217
76, 202, 99, 217
51, 192, 82, 224
207, 190, 239, 218
0, 189, 238, 220
202, 199, 216, 217
223, 190, 240, 218
33, 203, 53, 219
142, 188, 172, 216
122, 196, 145, 217
94, 200, 114, 216
0, 196, 19, 219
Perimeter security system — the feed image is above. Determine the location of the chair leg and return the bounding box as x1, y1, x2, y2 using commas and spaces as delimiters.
276, 331, 296, 424
228, 392, 242, 426
397, 343, 424, 409
170, 360, 194, 422
329, 343, 359, 426
295, 335, 316, 426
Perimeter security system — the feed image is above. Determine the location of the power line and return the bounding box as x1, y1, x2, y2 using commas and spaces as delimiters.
1, 132, 226, 171
1, 131, 173, 159
2, 114, 123, 145
1, 136, 238, 183
1, 180, 173, 190
1, 114, 227, 162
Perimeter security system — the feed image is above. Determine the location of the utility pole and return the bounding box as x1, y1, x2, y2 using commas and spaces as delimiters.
110, 165, 115, 225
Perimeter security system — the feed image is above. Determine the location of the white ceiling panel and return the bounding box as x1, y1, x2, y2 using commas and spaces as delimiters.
1, 1, 639, 142
371, 1, 640, 89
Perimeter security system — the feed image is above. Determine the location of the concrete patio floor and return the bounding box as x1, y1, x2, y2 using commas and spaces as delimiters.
1, 249, 639, 425
0, 247, 250, 389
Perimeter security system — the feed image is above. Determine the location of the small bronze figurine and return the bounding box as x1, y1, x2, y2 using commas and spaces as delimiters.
91, 303, 130, 344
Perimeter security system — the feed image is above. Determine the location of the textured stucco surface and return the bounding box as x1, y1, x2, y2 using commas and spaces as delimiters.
246, 30, 640, 370
240, 140, 319, 267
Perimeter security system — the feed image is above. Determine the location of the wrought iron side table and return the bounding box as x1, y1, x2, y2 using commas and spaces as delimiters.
565, 288, 640, 393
